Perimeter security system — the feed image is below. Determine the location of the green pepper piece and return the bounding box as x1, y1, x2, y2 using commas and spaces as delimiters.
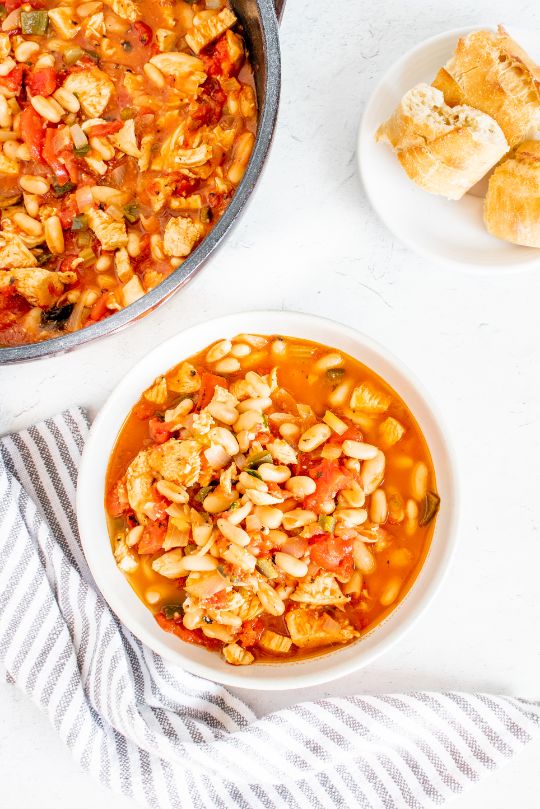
256, 558, 278, 579
162, 604, 184, 620
74, 143, 90, 157
200, 206, 212, 224
419, 491, 441, 527
246, 450, 272, 469
79, 246, 95, 264
63, 45, 83, 65
52, 180, 76, 198
21, 9, 48, 35
195, 484, 214, 503
71, 214, 88, 232
318, 515, 336, 533
244, 469, 263, 481
123, 202, 140, 223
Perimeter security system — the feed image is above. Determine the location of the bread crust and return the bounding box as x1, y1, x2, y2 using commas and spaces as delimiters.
376, 84, 509, 200
434, 26, 540, 147
484, 140, 540, 246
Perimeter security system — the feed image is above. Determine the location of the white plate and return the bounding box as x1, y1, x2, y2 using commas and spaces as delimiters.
358, 25, 540, 271
77, 311, 459, 690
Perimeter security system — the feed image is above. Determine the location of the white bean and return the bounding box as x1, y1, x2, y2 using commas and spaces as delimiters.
342, 440, 378, 460
155, 479, 189, 503
274, 552, 308, 578
30, 95, 63, 123
182, 554, 218, 571
208, 426, 239, 456
334, 508, 368, 527
13, 211, 42, 237
237, 397, 272, 412
282, 509, 316, 530
298, 423, 332, 452
225, 500, 252, 525
203, 491, 235, 514
353, 539, 376, 574
14, 41, 40, 62
44, 215, 64, 254
380, 577, 402, 606
370, 489, 387, 524
258, 463, 291, 483
313, 352, 343, 372
215, 357, 240, 374
126, 525, 143, 547
206, 339, 232, 363
279, 423, 300, 442
19, 174, 49, 195
285, 476, 316, 498
359, 450, 385, 495
217, 518, 250, 547
207, 400, 238, 425
234, 410, 262, 433
230, 342, 250, 358
411, 462, 428, 501
254, 506, 283, 529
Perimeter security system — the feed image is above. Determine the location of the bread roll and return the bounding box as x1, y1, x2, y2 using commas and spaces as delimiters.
432, 26, 540, 147
484, 141, 540, 247
376, 84, 509, 200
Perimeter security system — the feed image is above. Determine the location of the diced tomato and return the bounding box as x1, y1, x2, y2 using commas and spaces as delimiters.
204, 32, 243, 78
5, 0, 23, 11
173, 176, 199, 197
191, 77, 226, 127
20, 107, 45, 163
238, 617, 264, 648
106, 478, 129, 517
42, 128, 70, 183
148, 416, 172, 444
27, 68, 57, 97
0, 64, 24, 93
197, 372, 227, 410
303, 460, 356, 513
86, 294, 109, 324
85, 120, 123, 137
133, 20, 152, 46
309, 534, 353, 575
155, 613, 222, 650
59, 148, 79, 184
138, 520, 167, 554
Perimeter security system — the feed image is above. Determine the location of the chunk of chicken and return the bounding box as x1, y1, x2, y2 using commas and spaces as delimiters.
291, 572, 349, 607
125, 449, 155, 520
148, 438, 201, 487
110, 119, 140, 158
222, 643, 254, 665
148, 52, 206, 95
64, 68, 114, 118
163, 216, 203, 258
167, 361, 201, 394
0, 267, 72, 308
285, 608, 359, 649
349, 382, 391, 414
109, 0, 140, 22
0, 232, 37, 269
185, 8, 237, 55
87, 209, 128, 251
47, 7, 81, 38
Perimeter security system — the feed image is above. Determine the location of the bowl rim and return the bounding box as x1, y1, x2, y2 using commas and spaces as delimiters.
77, 310, 460, 690
357, 23, 540, 273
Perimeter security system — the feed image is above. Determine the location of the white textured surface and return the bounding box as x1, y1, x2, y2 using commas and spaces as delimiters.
1, 0, 540, 806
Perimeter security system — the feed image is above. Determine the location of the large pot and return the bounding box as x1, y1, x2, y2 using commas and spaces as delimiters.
1, 0, 284, 364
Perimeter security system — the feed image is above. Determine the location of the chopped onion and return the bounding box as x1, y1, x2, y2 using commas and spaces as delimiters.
2, 9, 21, 31
70, 123, 88, 150
54, 126, 71, 154
75, 185, 94, 213
205, 0, 221, 7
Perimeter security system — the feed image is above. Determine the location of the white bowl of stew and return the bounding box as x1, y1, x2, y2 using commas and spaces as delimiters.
77, 311, 458, 689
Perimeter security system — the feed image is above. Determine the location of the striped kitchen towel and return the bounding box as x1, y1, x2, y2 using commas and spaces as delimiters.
0, 408, 539, 809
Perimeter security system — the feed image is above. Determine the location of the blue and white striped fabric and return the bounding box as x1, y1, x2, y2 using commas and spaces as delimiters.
1, 407, 539, 809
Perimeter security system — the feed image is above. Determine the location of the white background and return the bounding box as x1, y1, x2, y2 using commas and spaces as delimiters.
2, 0, 540, 806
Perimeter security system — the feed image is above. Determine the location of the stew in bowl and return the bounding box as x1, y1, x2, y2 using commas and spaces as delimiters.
105, 332, 440, 667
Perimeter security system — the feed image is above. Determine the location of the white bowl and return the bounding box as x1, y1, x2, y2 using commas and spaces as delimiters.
77, 311, 459, 690
358, 25, 540, 271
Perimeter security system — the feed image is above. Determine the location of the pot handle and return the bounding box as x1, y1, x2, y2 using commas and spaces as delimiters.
273, 0, 285, 22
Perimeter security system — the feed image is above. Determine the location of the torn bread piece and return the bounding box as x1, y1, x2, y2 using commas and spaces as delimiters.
376, 83, 508, 200
484, 141, 540, 247
432, 26, 540, 148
